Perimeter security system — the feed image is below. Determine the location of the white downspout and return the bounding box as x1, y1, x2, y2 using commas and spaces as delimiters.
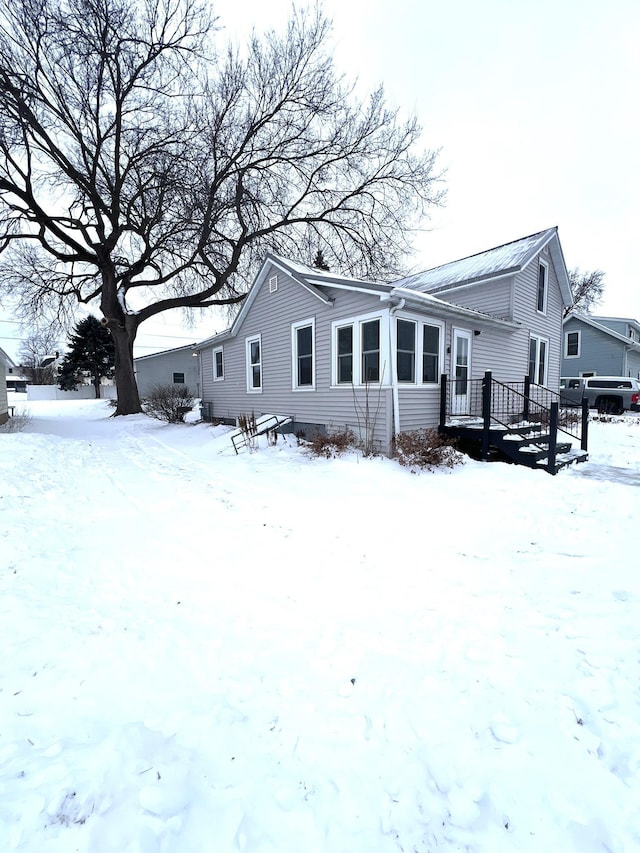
388, 299, 405, 438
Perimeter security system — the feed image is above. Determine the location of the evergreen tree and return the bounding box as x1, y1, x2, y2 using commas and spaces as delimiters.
58, 316, 116, 398
313, 250, 330, 271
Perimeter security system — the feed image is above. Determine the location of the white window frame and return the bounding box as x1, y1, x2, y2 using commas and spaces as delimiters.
330, 311, 389, 386
212, 347, 224, 381
537, 260, 549, 315
529, 334, 549, 386
291, 318, 316, 391
564, 330, 581, 359
246, 334, 262, 393
393, 314, 444, 386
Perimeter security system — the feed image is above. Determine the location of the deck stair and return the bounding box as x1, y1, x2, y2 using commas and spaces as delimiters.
440, 372, 589, 475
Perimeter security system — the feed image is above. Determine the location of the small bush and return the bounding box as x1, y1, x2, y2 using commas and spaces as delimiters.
305, 429, 354, 458
142, 384, 195, 423
0, 409, 31, 433
395, 428, 463, 471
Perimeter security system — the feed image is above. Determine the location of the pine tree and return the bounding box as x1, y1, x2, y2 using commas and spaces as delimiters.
58, 316, 116, 398
313, 249, 330, 271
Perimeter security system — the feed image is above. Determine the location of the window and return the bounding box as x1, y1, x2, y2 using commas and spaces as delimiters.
529, 335, 548, 385
361, 319, 380, 382
213, 347, 224, 380
173, 372, 185, 384
537, 261, 548, 314
396, 319, 416, 382
565, 331, 580, 358
336, 325, 353, 384
246, 335, 262, 391
422, 324, 440, 383
292, 319, 315, 389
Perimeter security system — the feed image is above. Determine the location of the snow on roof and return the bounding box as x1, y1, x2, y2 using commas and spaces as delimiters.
392, 228, 557, 293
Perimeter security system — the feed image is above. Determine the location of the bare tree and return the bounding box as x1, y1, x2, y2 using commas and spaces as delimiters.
564, 268, 605, 318
0, 0, 444, 414
19, 327, 63, 385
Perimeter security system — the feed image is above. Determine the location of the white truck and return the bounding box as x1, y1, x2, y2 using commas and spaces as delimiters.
560, 376, 640, 415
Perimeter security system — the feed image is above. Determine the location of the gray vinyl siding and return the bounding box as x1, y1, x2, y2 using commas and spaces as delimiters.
134, 350, 200, 396
201, 271, 394, 452
439, 276, 514, 320
511, 246, 563, 390
561, 316, 637, 377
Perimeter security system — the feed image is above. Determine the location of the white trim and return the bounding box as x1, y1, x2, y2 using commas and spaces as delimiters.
529, 333, 549, 385
564, 329, 581, 359
394, 312, 444, 386
291, 317, 316, 391
245, 334, 262, 393
268, 275, 278, 293
212, 346, 224, 381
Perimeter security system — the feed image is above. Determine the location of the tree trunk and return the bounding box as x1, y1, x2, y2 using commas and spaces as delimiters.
110, 322, 141, 414
93, 376, 101, 399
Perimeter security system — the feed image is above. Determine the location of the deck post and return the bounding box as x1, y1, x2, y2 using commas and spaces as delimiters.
547, 401, 559, 474
481, 371, 492, 461
439, 374, 447, 430
581, 397, 589, 452
523, 375, 531, 421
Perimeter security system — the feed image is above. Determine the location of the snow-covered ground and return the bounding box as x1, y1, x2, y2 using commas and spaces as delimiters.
1, 397, 639, 852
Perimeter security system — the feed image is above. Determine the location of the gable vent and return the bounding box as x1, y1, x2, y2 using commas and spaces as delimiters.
269, 275, 278, 293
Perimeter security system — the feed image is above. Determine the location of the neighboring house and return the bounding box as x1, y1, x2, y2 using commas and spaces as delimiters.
0, 346, 14, 425
562, 314, 640, 379
134, 344, 200, 397
196, 227, 572, 456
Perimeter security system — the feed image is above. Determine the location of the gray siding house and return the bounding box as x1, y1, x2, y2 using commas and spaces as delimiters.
134, 344, 201, 397
0, 346, 13, 425
562, 314, 640, 379
196, 227, 572, 454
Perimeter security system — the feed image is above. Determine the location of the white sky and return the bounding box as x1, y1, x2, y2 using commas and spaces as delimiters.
1, 0, 638, 362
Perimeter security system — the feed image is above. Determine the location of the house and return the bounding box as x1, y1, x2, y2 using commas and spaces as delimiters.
0, 346, 13, 425
196, 227, 575, 463
562, 314, 640, 379
134, 344, 200, 398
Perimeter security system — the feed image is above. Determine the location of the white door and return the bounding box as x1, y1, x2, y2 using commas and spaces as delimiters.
452, 328, 472, 415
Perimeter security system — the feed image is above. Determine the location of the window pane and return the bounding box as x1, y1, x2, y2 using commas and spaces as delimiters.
396, 319, 415, 351
537, 265, 547, 311
251, 340, 260, 364
338, 326, 353, 355
338, 354, 353, 384
215, 351, 223, 377
529, 339, 537, 381
362, 320, 379, 351
252, 365, 261, 388
363, 351, 379, 382
397, 352, 414, 382
538, 341, 547, 384
567, 333, 578, 356
298, 356, 312, 386
297, 326, 312, 357
173, 372, 185, 384
422, 325, 439, 383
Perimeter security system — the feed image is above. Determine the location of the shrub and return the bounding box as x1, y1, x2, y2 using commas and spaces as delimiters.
142, 384, 195, 423
0, 409, 31, 433
305, 429, 354, 458
395, 428, 463, 471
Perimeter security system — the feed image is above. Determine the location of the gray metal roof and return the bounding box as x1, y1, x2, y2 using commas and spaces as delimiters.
392, 228, 558, 293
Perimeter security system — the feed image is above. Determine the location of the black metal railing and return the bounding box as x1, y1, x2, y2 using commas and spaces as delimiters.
440, 372, 589, 469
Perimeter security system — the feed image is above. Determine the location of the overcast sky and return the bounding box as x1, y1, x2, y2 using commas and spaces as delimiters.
1, 0, 638, 361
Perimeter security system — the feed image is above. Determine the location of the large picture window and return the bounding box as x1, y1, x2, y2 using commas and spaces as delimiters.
246, 335, 262, 391
291, 319, 315, 389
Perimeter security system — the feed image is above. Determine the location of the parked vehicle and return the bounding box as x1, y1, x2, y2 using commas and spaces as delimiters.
560, 376, 640, 415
